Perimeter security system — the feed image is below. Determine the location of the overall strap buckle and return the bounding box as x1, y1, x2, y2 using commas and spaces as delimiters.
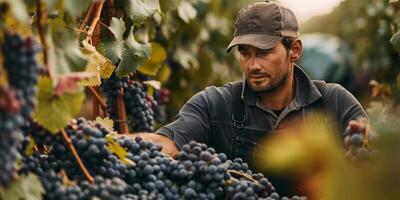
232, 114, 245, 129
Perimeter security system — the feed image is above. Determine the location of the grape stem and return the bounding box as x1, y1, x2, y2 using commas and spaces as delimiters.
117, 88, 129, 134
88, 86, 108, 118
61, 128, 94, 184
78, 3, 95, 39
227, 169, 260, 185
84, 0, 105, 42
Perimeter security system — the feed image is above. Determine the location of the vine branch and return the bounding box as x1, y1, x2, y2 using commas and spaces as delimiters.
116, 88, 129, 134
61, 128, 94, 183
85, 0, 105, 42
36, 0, 52, 79
88, 87, 107, 111
78, 2, 95, 39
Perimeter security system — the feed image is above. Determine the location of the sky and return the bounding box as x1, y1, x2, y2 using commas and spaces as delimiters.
278, 0, 345, 23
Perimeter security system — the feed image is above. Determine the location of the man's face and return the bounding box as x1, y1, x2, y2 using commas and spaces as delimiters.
238, 43, 292, 93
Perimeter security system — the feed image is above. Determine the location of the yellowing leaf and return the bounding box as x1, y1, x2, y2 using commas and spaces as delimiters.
33, 76, 85, 133
138, 42, 167, 76
80, 41, 116, 86
54, 72, 96, 95
106, 133, 136, 166
2, 0, 30, 24
95, 116, 114, 132
3, 12, 31, 38
24, 138, 36, 156
144, 80, 161, 90
0, 173, 44, 200
156, 63, 171, 83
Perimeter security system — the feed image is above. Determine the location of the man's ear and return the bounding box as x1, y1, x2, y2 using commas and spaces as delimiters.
289, 39, 302, 62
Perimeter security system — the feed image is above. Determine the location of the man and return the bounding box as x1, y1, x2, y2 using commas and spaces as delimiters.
126, 1, 367, 195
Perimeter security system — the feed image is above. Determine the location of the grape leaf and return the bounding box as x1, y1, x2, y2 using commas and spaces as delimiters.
0, 0, 30, 23
24, 138, 36, 156
0, 173, 44, 200
63, 0, 91, 18
54, 72, 96, 95
138, 42, 166, 76
33, 76, 85, 133
116, 30, 151, 77
104, 18, 125, 63
144, 80, 161, 90
108, 17, 126, 42
80, 41, 116, 85
105, 17, 151, 77
95, 116, 114, 132
2, 12, 31, 38
177, 1, 197, 23
125, 0, 160, 25
104, 41, 123, 64
106, 133, 136, 166
390, 31, 400, 51
144, 80, 161, 97
48, 28, 88, 77
156, 63, 171, 83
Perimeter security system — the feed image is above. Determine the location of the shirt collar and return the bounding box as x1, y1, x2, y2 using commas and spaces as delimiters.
241, 64, 322, 107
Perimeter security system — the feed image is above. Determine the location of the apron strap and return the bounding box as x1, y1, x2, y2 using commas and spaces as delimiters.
229, 81, 246, 129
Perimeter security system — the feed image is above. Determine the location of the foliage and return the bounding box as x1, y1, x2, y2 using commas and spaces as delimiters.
302, 0, 400, 97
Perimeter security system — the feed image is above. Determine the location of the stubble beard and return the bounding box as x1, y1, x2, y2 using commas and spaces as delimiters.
247, 71, 289, 94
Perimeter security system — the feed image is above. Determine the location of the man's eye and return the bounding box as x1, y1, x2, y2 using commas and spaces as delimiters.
239, 51, 248, 56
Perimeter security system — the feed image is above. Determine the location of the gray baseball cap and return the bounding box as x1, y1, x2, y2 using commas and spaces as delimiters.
226, 1, 299, 52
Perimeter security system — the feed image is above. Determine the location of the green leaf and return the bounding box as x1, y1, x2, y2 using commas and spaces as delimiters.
63, 0, 91, 18
138, 42, 166, 76
390, 31, 400, 51
48, 29, 88, 75
177, 1, 197, 23
108, 17, 126, 42
104, 41, 123, 64
116, 31, 151, 76
0, 173, 44, 200
125, 0, 160, 25
33, 76, 85, 133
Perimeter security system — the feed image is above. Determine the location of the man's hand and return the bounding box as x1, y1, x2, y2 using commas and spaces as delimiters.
116, 133, 179, 158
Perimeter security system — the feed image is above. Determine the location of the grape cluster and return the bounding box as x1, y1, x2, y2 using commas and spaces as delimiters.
2, 32, 40, 119
101, 73, 127, 131
0, 86, 24, 186
124, 81, 153, 132
19, 117, 306, 199
101, 73, 154, 132
344, 119, 378, 164
151, 88, 170, 124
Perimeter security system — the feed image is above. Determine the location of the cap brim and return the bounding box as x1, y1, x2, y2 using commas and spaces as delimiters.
226, 34, 283, 52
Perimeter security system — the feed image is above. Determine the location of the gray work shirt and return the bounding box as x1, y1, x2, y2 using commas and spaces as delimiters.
156, 65, 367, 156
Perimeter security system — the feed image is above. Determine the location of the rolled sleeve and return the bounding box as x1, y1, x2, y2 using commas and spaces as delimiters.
155, 90, 211, 149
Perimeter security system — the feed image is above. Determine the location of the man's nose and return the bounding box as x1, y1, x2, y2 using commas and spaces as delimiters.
248, 57, 261, 70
